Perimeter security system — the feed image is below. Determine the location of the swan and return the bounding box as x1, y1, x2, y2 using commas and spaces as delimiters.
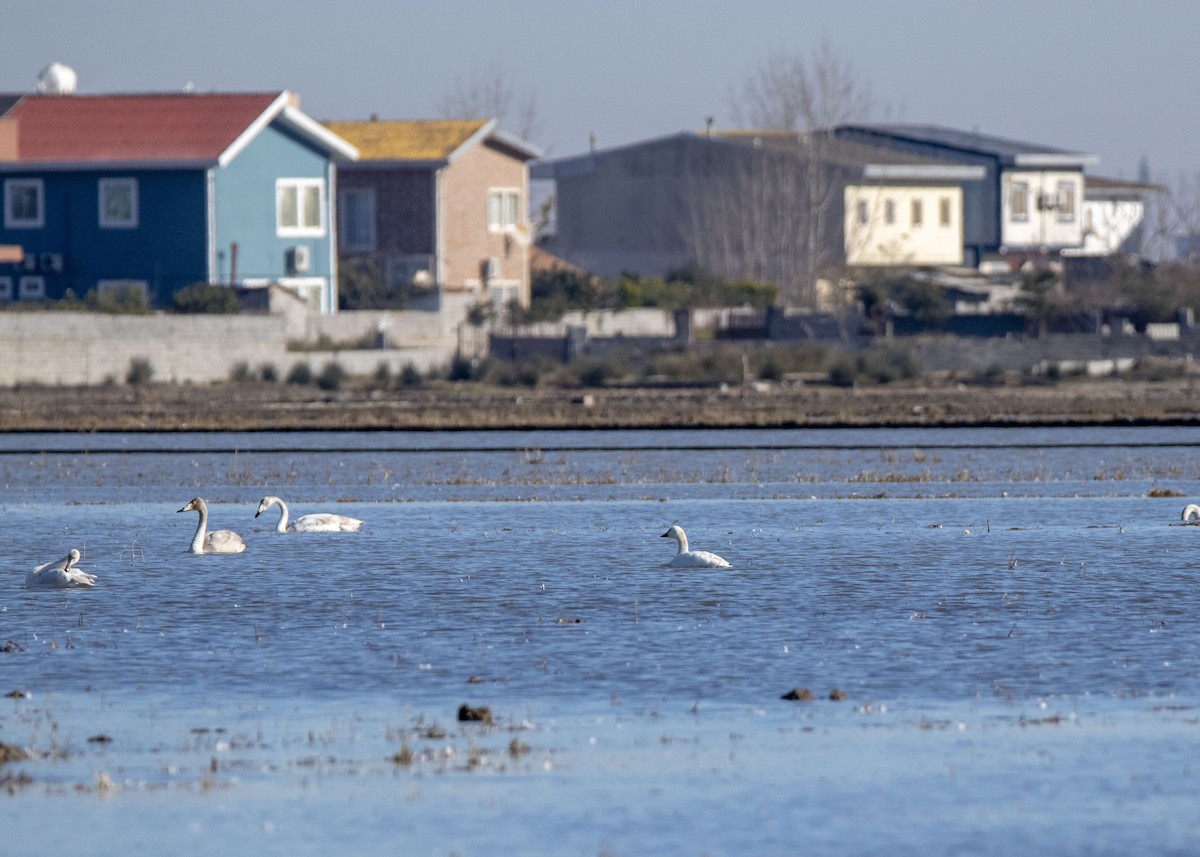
178, 497, 246, 554
661, 525, 731, 568
255, 495, 364, 533
25, 548, 97, 589
1183, 504, 1200, 523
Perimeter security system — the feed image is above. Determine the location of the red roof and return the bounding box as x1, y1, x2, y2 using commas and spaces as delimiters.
6, 92, 285, 164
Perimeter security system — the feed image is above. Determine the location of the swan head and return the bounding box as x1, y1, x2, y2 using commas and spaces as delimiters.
255, 496, 282, 518
178, 497, 206, 514
66, 548, 81, 567
661, 525, 685, 541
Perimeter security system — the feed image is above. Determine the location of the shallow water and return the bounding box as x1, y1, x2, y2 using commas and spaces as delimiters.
3, 426, 1200, 855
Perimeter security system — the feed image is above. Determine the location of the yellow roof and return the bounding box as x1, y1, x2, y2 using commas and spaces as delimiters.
323, 119, 490, 161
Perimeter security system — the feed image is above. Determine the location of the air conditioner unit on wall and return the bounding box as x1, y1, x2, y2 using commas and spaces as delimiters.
483, 256, 500, 279
286, 245, 311, 274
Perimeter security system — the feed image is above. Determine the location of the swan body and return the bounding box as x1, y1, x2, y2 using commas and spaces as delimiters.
178, 497, 246, 554
1183, 503, 1200, 523
661, 525, 731, 568
256, 495, 364, 533
25, 549, 97, 589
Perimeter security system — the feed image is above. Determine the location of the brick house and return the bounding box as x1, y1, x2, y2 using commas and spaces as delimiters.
324, 118, 541, 311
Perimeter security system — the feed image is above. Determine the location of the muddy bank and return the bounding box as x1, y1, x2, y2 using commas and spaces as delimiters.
2, 378, 1200, 432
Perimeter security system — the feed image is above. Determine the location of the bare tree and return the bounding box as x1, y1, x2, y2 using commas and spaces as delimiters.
713, 42, 880, 304
435, 57, 543, 144
726, 40, 876, 133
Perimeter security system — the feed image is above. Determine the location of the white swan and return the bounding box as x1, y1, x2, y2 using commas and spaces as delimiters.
1183, 504, 1200, 523
661, 525, 731, 568
178, 497, 246, 554
25, 548, 97, 589
255, 495, 364, 533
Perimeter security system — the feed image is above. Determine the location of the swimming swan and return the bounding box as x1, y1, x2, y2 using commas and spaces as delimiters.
178, 497, 246, 554
25, 549, 97, 589
255, 495, 364, 533
661, 525, 731, 568
1183, 504, 1200, 523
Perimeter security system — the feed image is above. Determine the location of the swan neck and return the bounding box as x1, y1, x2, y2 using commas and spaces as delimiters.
190, 505, 208, 553
675, 531, 689, 553
275, 499, 290, 533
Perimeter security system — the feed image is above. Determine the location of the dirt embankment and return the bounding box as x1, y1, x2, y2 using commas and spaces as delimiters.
2, 379, 1200, 432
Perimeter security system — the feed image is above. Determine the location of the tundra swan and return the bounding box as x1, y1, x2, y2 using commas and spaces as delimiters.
1183, 503, 1200, 523
255, 495, 364, 533
25, 548, 97, 589
178, 497, 246, 554
661, 525, 731, 568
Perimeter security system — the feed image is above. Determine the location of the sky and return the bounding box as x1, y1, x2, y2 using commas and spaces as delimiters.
4, 0, 1199, 183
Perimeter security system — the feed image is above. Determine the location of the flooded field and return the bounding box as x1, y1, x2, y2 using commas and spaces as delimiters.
3, 427, 1200, 855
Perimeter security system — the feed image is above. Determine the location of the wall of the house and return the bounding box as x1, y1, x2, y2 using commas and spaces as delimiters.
441, 139, 532, 306
844, 184, 964, 266
1074, 197, 1145, 255
215, 122, 337, 312
999, 169, 1084, 251
0, 168, 208, 304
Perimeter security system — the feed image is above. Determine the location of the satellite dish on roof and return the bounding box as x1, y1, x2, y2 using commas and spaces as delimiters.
36, 63, 78, 94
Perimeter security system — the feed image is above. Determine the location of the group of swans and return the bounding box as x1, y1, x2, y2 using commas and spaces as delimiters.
25, 495, 364, 588
179, 495, 364, 555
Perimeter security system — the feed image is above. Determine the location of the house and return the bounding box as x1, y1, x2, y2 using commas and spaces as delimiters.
532, 130, 983, 305
322, 117, 542, 313
834, 124, 1099, 267
0, 88, 356, 312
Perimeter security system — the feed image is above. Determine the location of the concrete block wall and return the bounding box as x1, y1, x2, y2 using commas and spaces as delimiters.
0, 312, 291, 386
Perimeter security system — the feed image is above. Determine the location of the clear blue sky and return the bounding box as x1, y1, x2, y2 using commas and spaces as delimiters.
4, 0, 1196, 182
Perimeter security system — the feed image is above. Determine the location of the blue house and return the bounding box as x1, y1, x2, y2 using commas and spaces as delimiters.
0, 90, 357, 313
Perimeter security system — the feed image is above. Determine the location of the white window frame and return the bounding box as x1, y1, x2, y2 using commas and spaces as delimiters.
884, 198, 896, 226
1056, 180, 1076, 223
18, 275, 45, 300
276, 178, 325, 237
1009, 180, 1029, 222
939, 196, 952, 227
99, 178, 139, 229
911, 198, 923, 228
856, 199, 869, 226
487, 188, 521, 232
4, 178, 44, 229
0, 276, 12, 301
339, 187, 376, 252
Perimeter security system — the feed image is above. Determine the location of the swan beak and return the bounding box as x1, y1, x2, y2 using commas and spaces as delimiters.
661, 530, 670, 538
176, 505, 189, 513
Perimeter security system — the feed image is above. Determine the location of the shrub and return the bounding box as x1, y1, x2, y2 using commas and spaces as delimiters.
258, 363, 279, 383
89, 285, 149, 315
286, 362, 313, 385
126, 357, 155, 385
229, 361, 253, 382
316, 360, 347, 391
172, 282, 239, 314
398, 363, 423, 387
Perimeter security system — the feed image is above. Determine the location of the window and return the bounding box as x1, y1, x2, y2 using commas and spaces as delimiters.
856, 199, 869, 226
1009, 181, 1029, 222
0, 276, 11, 301
487, 189, 521, 231
911, 199, 923, 227
339, 188, 375, 252
18, 275, 44, 300
4, 179, 44, 228
99, 178, 138, 228
1056, 181, 1076, 222
884, 198, 896, 225
939, 197, 952, 227
277, 178, 324, 236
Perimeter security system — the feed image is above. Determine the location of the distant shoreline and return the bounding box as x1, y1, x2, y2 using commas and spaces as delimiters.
2, 378, 1199, 432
